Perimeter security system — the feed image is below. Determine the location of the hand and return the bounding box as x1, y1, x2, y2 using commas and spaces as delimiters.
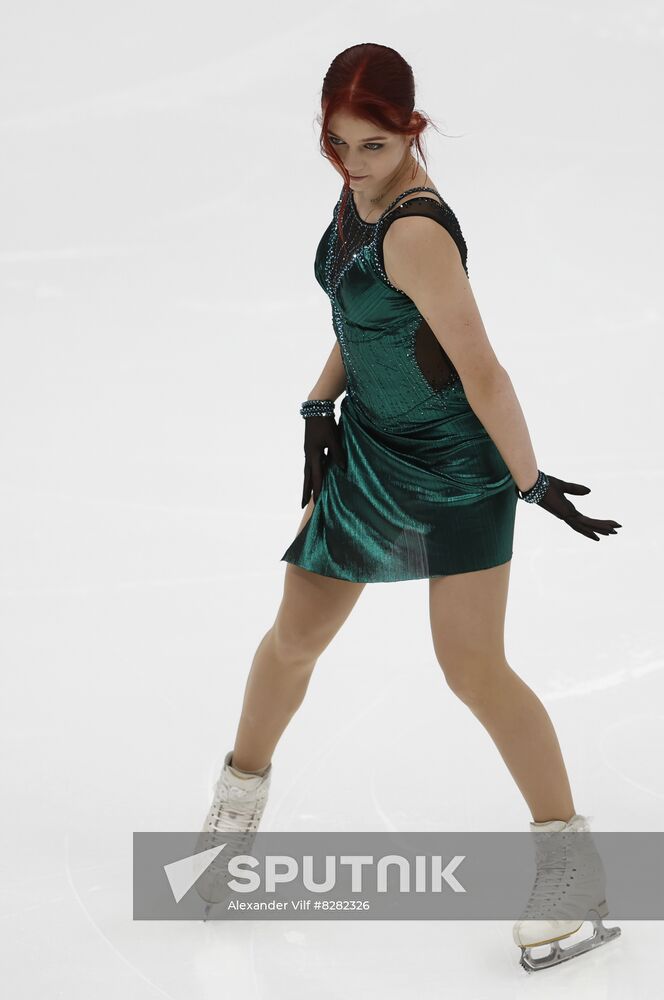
533, 473, 622, 541
301, 415, 347, 508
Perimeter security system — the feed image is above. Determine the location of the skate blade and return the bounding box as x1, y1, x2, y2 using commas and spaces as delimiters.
519, 915, 622, 973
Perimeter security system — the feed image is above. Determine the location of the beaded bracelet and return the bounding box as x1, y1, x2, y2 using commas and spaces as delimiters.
300, 398, 335, 419
517, 469, 550, 503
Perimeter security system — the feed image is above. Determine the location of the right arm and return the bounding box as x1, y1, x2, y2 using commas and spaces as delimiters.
301, 340, 348, 506
307, 340, 346, 402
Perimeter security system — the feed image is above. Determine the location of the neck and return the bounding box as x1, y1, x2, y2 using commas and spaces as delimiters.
356, 157, 425, 215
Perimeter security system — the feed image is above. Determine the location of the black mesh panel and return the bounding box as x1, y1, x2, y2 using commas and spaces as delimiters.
413, 315, 459, 390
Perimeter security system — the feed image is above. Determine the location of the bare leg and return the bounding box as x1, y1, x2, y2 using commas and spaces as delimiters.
429, 561, 575, 823
231, 497, 366, 772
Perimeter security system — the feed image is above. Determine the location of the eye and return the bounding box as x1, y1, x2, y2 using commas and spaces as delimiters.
327, 136, 384, 151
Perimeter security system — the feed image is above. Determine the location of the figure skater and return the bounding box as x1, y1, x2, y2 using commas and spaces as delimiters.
195, 43, 623, 971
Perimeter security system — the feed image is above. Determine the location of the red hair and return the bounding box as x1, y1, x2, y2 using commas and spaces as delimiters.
317, 43, 441, 243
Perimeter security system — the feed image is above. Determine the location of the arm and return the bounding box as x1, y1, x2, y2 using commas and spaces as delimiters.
307, 339, 347, 403
301, 339, 348, 507
383, 218, 539, 493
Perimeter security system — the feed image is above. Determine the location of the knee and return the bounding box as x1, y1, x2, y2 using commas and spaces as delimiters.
270, 616, 326, 667
436, 647, 508, 704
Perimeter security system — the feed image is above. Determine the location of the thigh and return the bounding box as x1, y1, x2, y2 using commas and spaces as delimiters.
428, 560, 512, 689
275, 497, 366, 659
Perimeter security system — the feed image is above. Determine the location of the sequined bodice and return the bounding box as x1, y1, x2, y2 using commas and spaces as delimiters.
314, 184, 470, 431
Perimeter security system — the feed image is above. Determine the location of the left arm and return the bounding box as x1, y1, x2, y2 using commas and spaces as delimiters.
461, 368, 539, 495
383, 217, 539, 493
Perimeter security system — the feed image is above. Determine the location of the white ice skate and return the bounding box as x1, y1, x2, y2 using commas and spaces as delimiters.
513, 813, 621, 972
195, 749, 272, 920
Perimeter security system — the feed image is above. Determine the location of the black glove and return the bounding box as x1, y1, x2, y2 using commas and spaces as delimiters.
301, 415, 347, 508
530, 473, 622, 541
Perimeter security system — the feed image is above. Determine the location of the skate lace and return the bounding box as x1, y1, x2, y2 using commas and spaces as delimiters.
207, 779, 268, 835
520, 818, 599, 921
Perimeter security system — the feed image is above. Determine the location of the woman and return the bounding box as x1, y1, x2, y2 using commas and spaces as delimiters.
196, 44, 623, 971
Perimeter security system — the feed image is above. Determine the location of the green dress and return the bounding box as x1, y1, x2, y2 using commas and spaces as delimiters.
280, 184, 518, 583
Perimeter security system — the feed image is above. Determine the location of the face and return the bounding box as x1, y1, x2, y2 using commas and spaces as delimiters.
326, 111, 413, 194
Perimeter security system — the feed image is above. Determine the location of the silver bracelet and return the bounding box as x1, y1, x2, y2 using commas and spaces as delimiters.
517, 469, 549, 503
300, 398, 335, 419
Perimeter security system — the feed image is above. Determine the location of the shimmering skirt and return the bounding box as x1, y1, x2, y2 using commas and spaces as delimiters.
280, 389, 518, 583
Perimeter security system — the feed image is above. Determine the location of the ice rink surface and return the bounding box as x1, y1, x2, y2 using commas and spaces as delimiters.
1, 0, 661, 995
